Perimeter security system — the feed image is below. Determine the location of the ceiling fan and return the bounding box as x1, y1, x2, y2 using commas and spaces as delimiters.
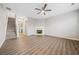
35, 3, 52, 15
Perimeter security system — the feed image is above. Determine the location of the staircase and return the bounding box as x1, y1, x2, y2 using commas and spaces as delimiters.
6, 18, 17, 39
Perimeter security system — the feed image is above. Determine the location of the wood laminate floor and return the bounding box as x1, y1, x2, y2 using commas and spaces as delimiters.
0, 34, 79, 55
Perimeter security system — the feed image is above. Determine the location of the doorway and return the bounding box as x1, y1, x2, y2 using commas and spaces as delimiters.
16, 17, 28, 37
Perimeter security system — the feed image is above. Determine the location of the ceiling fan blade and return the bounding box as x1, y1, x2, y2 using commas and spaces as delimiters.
42, 3, 47, 10
37, 12, 41, 14
6, 7, 11, 11
43, 12, 46, 15
72, 3, 75, 5
45, 9, 52, 11
35, 8, 41, 11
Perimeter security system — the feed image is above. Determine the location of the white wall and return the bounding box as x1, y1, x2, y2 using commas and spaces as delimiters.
0, 4, 7, 47
45, 10, 79, 40
26, 17, 35, 36
77, 10, 79, 39
25, 10, 79, 40
6, 10, 15, 18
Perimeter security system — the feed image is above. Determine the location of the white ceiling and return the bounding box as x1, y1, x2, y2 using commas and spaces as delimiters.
3, 3, 79, 19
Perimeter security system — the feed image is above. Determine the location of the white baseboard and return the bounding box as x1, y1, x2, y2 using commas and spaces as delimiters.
26, 34, 79, 41
46, 34, 79, 41
0, 39, 6, 48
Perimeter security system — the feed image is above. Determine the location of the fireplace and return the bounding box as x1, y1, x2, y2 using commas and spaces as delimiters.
37, 30, 42, 34
35, 27, 44, 35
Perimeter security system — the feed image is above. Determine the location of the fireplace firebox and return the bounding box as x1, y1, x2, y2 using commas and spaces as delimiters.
37, 30, 42, 34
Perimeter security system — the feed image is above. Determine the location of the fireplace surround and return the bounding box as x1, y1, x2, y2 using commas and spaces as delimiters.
35, 27, 44, 35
